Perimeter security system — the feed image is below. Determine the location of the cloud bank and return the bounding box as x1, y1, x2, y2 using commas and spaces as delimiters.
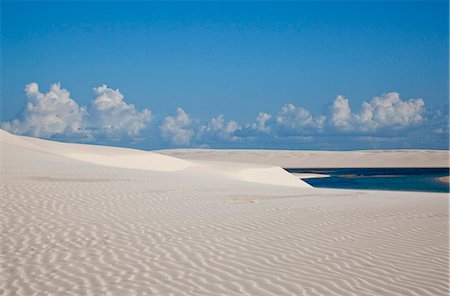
329, 92, 425, 132
2, 82, 447, 149
2, 83, 87, 138
2, 82, 153, 141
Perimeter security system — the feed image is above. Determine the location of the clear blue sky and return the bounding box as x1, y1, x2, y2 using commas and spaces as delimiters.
1, 1, 448, 149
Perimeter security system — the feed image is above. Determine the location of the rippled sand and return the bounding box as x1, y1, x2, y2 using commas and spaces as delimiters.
1, 130, 448, 295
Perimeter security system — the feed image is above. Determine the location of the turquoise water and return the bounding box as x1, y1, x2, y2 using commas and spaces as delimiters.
285, 168, 450, 193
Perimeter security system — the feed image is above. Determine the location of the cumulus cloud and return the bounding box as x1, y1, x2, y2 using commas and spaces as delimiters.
1, 82, 153, 141
329, 92, 425, 132
330, 95, 352, 131
250, 112, 272, 133
159, 108, 194, 145
2, 83, 442, 149
1, 83, 87, 137
241, 92, 427, 144
199, 114, 241, 141
362, 92, 424, 128
88, 84, 153, 137
276, 103, 326, 130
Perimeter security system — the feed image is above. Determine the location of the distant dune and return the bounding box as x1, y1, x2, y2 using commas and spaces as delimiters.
1, 129, 448, 295
158, 148, 449, 168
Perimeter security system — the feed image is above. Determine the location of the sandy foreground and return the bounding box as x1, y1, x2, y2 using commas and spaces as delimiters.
1, 130, 449, 296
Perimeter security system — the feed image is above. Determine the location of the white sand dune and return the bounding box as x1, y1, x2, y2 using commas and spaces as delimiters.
13, 132, 308, 188
157, 148, 450, 168
19, 133, 192, 172
1, 129, 448, 296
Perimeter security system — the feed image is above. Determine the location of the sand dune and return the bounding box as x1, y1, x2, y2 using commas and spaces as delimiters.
19, 133, 192, 172
1, 130, 448, 295
7, 131, 309, 188
157, 148, 449, 168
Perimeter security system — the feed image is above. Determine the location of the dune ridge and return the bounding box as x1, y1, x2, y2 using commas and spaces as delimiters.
1, 130, 448, 295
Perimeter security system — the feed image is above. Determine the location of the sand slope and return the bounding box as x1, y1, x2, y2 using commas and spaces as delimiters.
6, 131, 309, 188
1, 130, 448, 296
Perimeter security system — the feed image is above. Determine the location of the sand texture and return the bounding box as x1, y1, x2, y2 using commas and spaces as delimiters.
1, 130, 449, 295
157, 149, 449, 168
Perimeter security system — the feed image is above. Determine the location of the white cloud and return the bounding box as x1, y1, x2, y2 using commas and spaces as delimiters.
2, 83, 439, 149
276, 103, 325, 130
200, 114, 241, 140
244, 92, 425, 140
330, 95, 352, 131
88, 84, 153, 137
2, 82, 153, 140
159, 108, 194, 145
329, 92, 425, 132
250, 112, 272, 133
1, 83, 87, 137
359, 92, 424, 129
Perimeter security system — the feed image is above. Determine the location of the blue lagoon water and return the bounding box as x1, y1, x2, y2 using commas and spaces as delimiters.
285, 168, 449, 193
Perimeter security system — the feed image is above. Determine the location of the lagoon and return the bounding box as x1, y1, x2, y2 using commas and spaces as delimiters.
286, 168, 450, 193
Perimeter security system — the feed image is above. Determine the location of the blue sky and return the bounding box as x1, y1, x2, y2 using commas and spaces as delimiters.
1, 1, 448, 150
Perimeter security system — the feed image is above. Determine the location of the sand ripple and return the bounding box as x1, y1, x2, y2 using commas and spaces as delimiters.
1, 133, 448, 295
